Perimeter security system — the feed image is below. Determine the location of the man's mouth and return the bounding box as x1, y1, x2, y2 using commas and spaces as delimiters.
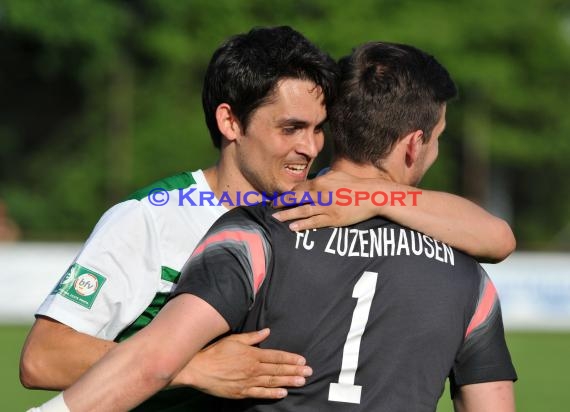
284, 164, 308, 176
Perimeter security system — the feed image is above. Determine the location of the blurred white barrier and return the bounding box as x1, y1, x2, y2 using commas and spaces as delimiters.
482, 253, 570, 330
1, 243, 569, 329
0, 242, 81, 323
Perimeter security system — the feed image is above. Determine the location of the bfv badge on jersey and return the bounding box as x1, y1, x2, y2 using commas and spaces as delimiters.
53, 263, 106, 309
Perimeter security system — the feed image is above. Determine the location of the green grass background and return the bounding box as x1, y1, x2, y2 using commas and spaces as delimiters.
2, 326, 569, 411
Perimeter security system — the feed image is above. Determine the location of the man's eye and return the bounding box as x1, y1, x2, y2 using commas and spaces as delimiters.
282, 127, 297, 135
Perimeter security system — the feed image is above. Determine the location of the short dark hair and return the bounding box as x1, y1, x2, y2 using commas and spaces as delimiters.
330, 42, 457, 165
202, 26, 338, 149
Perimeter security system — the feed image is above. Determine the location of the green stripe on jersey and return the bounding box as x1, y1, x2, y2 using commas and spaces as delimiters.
126, 171, 196, 201
161, 266, 181, 283
114, 266, 181, 342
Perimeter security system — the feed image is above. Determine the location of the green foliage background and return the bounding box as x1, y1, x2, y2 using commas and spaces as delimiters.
1, 0, 569, 248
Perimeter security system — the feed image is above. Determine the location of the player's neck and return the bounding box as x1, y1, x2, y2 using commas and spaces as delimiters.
330, 158, 400, 183
203, 161, 256, 210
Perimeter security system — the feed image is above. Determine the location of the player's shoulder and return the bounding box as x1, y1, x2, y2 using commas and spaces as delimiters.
92, 170, 202, 234
424, 230, 484, 291
382, 219, 483, 283
125, 170, 198, 202
208, 204, 287, 248
215, 203, 273, 229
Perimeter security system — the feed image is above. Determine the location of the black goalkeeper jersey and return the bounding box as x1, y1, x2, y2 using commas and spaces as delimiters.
174, 204, 516, 412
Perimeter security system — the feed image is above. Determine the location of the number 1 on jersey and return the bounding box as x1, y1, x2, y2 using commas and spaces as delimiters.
328, 271, 378, 404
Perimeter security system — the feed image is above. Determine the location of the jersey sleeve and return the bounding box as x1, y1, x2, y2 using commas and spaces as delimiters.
35, 200, 162, 340
171, 210, 272, 331
450, 265, 517, 395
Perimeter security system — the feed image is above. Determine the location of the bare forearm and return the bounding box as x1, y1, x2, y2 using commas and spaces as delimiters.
20, 317, 192, 392
20, 317, 116, 390
277, 171, 515, 262
63, 335, 173, 411
62, 295, 229, 411
21, 317, 309, 401
384, 189, 516, 262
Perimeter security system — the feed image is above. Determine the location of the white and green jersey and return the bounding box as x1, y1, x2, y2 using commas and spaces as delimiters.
37, 169, 227, 342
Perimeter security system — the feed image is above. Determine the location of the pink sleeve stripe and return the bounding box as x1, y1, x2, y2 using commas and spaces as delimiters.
465, 279, 497, 339
192, 230, 267, 294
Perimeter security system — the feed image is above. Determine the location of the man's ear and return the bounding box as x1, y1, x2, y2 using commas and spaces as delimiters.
404, 130, 424, 167
215, 103, 242, 142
